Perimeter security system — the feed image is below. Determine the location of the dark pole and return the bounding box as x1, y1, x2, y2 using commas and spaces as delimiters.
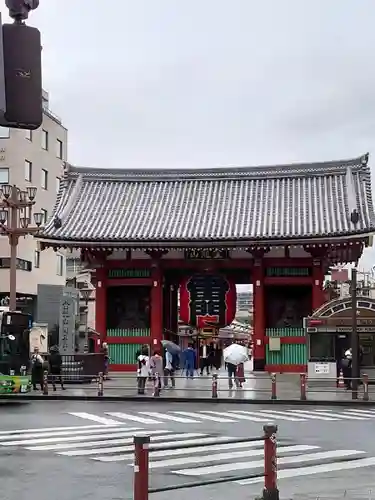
351, 268, 358, 399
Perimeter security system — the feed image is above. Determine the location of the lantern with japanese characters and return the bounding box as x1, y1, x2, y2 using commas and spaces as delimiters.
179, 274, 237, 329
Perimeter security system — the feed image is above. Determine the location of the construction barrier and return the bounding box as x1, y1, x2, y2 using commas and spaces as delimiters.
133, 424, 279, 500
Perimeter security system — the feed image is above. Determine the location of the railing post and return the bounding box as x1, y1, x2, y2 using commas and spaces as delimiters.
212, 373, 218, 398
133, 435, 150, 500
153, 372, 160, 397
97, 371, 104, 397
43, 370, 49, 395
300, 373, 307, 401
363, 373, 369, 401
270, 373, 277, 400
263, 424, 279, 500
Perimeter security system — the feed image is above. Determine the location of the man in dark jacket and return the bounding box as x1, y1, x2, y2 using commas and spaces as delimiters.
49, 346, 64, 391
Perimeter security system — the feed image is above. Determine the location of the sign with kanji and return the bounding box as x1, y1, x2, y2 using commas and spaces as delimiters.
58, 296, 75, 354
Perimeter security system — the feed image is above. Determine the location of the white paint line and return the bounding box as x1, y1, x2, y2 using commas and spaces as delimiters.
105, 412, 162, 424
59, 433, 209, 457
281, 410, 337, 421
236, 410, 305, 422
238, 455, 375, 484
174, 449, 362, 476
1, 430, 165, 446
0, 424, 120, 436
67, 412, 123, 425
141, 412, 199, 423
345, 409, 375, 417
147, 444, 318, 469
173, 411, 235, 422
0, 425, 132, 442
91, 436, 236, 462
226, 411, 270, 422
311, 410, 366, 420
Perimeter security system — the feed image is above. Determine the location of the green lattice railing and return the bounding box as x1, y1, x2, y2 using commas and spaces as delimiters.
108, 343, 144, 364
267, 328, 305, 337
265, 267, 310, 277
107, 269, 151, 278
107, 328, 150, 337
266, 328, 307, 365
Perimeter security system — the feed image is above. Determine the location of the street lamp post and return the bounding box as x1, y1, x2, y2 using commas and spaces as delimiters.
0, 184, 43, 311
80, 288, 93, 352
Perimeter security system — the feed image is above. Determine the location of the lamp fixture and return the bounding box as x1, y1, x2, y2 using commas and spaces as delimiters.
33, 212, 43, 227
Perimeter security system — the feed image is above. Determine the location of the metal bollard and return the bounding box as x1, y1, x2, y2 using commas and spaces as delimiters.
270, 373, 277, 400
97, 372, 104, 397
153, 372, 160, 397
363, 373, 369, 401
43, 370, 48, 395
134, 435, 150, 500
263, 424, 279, 500
212, 373, 218, 398
300, 373, 307, 401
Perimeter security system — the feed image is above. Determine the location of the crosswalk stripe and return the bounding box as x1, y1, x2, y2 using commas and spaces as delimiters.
282, 410, 338, 421
67, 412, 122, 425
311, 410, 366, 420
173, 411, 235, 422
141, 412, 199, 423
148, 444, 318, 470
0, 425, 130, 442
0, 424, 118, 436
231, 410, 305, 422
226, 411, 269, 422
345, 409, 375, 417
249, 410, 306, 421
174, 449, 363, 476
105, 412, 162, 424
238, 456, 375, 484
0, 429, 159, 446
60, 433, 209, 457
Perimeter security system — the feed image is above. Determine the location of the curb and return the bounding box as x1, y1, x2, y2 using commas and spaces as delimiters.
0, 394, 374, 405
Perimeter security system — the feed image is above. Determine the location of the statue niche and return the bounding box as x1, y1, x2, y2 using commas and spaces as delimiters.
265, 286, 312, 328
106, 286, 150, 330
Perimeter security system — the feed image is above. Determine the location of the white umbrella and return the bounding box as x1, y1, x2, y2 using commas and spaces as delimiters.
223, 343, 249, 366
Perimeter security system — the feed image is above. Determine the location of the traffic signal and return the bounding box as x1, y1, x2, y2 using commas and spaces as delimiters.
0, 15, 42, 130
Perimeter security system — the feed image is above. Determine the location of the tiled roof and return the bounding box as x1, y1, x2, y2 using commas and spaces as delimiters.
39, 154, 375, 245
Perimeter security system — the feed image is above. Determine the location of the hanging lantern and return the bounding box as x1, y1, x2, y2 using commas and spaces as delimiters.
179, 273, 237, 329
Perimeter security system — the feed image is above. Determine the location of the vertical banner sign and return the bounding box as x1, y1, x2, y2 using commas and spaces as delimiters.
59, 297, 75, 354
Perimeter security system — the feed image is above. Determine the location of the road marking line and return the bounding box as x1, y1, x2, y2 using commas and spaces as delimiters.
234, 410, 305, 422
141, 412, 199, 423
226, 411, 269, 422
311, 410, 366, 420
174, 449, 362, 476
173, 411, 235, 422
91, 436, 237, 462
345, 409, 375, 417
0, 429, 166, 446
106, 412, 162, 424
60, 433, 209, 456
0, 424, 119, 436
238, 455, 375, 484
67, 412, 122, 425
0, 425, 130, 442
283, 410, 338, 421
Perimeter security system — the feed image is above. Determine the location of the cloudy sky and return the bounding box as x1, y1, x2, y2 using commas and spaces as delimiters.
2, 0, 375, 271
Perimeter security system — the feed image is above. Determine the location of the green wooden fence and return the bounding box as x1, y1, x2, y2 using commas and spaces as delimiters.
107, 269, 151, 278
108, 343, 144, 365
107, 328, 150, 337
266, 328, 307, 365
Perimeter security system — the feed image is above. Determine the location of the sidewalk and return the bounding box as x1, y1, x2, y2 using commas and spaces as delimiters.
5, 365, 375, 405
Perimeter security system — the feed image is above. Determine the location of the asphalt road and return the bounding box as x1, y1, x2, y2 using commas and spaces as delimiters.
1, 401, 375, 500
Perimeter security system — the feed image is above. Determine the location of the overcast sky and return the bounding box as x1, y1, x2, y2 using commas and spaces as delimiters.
2, 0, 375, 272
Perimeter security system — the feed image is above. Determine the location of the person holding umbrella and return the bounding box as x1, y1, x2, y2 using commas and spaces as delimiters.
161, 340, 180, 388
223, 342, 249, 389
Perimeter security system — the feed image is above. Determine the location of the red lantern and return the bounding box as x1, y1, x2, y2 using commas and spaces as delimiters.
179, 274, 236, 329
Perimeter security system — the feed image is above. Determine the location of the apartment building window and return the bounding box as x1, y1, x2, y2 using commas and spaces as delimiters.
25, 160, 32, 182
41, 208, 48, 224
0, 168, 9, 184
56, 139, 63, 159
41, 129, 48, 150
34, 251, 40, 268
0, 127, 9, 138
56, 177, 60, 193
25, 129, 32, 141
56, 255, 64, 276
41, 169, 48, 189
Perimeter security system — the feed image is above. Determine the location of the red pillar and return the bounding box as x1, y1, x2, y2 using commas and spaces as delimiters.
312, 258, 325, 311
95, 267, 107, 350
252, 258, 265, 371
150, 265, 163, 351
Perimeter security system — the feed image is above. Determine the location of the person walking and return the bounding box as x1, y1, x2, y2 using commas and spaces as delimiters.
199, 340, 210, 376
30, 347, 44, 391
150, 350, 163, 395
137, 346, 150, 395
183, 343, 195, 378
163, 349, 175, 388
48, 345, 65, 391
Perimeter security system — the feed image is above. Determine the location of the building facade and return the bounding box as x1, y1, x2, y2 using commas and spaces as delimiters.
0, 90, 67, 314
37, 154, 375, 372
